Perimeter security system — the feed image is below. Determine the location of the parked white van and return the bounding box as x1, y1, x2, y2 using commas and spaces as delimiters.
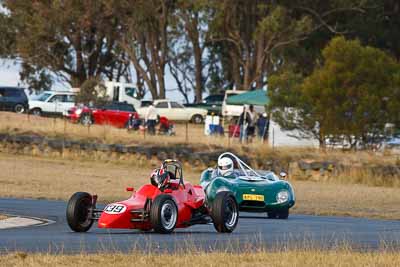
221, 90, 266, 118
221, 90, 247, 117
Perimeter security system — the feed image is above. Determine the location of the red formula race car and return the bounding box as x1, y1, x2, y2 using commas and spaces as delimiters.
66, 160, 239, 234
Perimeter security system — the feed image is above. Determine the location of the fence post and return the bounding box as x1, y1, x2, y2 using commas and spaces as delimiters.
62, 118, 66, 158
272, 128, 275, 150
185, 122, 188, 143
53, 117, 56, 132
64, 118, 67, 136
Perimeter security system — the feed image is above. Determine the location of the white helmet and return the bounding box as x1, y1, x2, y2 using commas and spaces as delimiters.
218, 157, 234, 176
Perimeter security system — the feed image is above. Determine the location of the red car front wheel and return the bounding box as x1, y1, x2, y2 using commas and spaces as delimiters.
150, 194, 178, 234
66, 192, 94, 232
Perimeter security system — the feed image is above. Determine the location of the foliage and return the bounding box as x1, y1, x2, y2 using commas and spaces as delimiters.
4, 0, 129, 87
0, 12, 15, 58
0, 0, 399, 112
269, 37, 400, 147
19, 63, 53, 93
75, 78, 108, 106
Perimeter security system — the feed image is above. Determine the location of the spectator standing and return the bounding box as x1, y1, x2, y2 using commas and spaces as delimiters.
238, 105, 251, 143
247, 104, 257, 142
257, 113, 269, 140
145, 103, 157, 135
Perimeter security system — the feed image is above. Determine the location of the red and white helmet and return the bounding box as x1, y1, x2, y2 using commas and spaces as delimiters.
150, 167, 170, 190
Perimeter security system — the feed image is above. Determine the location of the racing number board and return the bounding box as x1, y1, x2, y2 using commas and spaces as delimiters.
242, 194, 264, 201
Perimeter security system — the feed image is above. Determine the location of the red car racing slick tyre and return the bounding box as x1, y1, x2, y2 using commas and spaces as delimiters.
211, 191, 239, 233
66, 192, 94, 232
150, 194, 178, 234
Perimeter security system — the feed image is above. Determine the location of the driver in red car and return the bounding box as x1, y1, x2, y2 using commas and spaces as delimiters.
150, 168, 171, 191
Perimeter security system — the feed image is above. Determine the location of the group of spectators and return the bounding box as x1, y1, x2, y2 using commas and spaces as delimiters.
238, 104, 269, 143
142, 102, 269, 142
140, 103, 174, 136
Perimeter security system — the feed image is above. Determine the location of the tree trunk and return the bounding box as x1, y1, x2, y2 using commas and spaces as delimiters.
193, 39, 203, 102
230, 49, 242, 90
254, 38, 266, 89
72, 32, 87, 88
182, 10, 203, 102
70, 75, 86, 88
158, 69, 166, 99
243, 53, 252, 90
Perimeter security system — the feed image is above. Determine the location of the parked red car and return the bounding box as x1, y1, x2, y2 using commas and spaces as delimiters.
67, 102, 139, 128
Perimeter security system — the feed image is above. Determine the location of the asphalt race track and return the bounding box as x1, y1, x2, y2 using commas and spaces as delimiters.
0, 198, 399, 253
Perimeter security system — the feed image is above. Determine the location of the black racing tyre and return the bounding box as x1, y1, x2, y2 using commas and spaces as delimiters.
277, 208, 289, 219
80, 113, 93, 126
150, 194, 178, 234
191, 114, 203, 124
66, 192, 94, 232
31, 108, 42, 116
210, 191, 239, 233
14, 104, 25, 114
267, 211, 277, 219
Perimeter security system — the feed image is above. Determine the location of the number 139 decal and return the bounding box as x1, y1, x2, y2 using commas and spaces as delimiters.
104, 204, 127, 214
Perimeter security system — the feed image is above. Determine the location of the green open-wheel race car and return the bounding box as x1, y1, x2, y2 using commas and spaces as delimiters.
200, 152, 295, 219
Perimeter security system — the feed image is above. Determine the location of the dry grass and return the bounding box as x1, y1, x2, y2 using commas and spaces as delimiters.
334, 168, 400, 188
1, 112, 398, 164
1, 249, 400, 267
0, 152, 200, 202
1, 153, 400, 220
0, 214, 8, 220
291, 181, 400, 219
0, 112, 238, 147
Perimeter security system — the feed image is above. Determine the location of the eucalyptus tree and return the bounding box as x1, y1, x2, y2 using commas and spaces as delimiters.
269, 37, 400, 147
119, 0, 174, 100
4, 0, 129, 88
208, 0, 370, 90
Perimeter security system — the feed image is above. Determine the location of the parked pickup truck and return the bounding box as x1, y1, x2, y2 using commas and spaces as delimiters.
184, 94, 224, 115
138, 99, 207, 124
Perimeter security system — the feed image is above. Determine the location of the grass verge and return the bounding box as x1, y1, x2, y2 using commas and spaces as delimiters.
0, 112, 231, 147
1, 153, 399, 220
1, 249, 400, 267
